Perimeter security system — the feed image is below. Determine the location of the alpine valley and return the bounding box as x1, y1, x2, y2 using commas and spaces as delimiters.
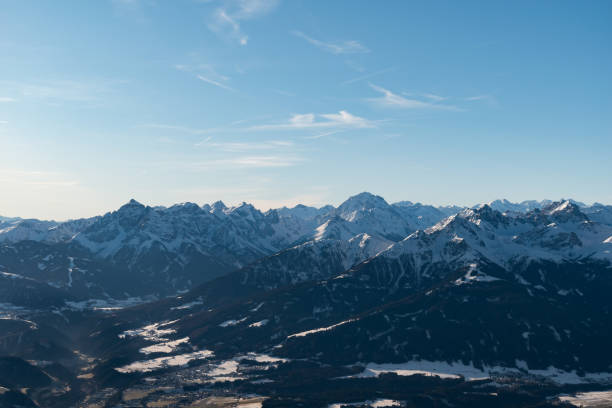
1, 193, 612, 408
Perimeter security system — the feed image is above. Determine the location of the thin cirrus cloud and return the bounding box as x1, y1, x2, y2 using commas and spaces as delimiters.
0, 97, 16, 103
175, 64, 235, 92
196, 75, 236, 92
422, 93, 448, 102
368, 84, 461, 111
250, 110, 375, 130
341, 67, 395, 85
208, 0, 279, 46
292, 31, 370, 54
187, 155, 303, 169
198, 140, 294, 151
465, 95, 489, 101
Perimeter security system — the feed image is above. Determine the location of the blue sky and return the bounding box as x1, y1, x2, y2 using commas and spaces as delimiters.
1, 0, 611, 219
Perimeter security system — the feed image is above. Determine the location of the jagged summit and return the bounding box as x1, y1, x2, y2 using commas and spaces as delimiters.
125, 198, 144, 207
465, 203, 508, 226
337, 192, 389, 214
541, 200, 588, 223
210, 200, 228, 215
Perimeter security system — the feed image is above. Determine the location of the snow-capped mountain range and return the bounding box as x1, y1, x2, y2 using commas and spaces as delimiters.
0, 193, 610, 300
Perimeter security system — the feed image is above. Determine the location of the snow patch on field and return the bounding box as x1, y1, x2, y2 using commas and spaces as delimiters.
349, 361, 483, 380
139, 337, 189, 354
115, 350, 213, 373
238, 353, 288, 364
195, 353, 287, 384
328, 399, 401, 408
118, 320, 178, 342
347, 360, 612, 385
558, 390, 612, 407
209, 360, 239, 376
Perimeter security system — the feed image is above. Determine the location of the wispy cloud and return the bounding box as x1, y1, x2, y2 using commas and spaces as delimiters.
197, 74, 236, 92
175, 64, 236, 92
465, 94, 498, 107
465, 95, 489, 101
197, 139, 294, 151
208, 0, 279, 46
292, 31, 370, 54
422, 93, 447, 102
0, 120, 8, 125
141, 123, 214, 135
368, 84, 461, 111
305, 130, 346, 140
143, 111, 374, 138
250, 110, 375, 130
0, 97, 16, 103
188, 155, 302, 169
342, 67, 395, 85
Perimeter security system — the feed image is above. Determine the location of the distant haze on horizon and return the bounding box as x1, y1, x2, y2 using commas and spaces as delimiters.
1, 1, 610, 220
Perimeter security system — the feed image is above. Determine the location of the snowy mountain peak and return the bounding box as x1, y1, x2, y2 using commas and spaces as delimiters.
468, 204, 508, 226
210, 200, 228, 215
541, 200, 588, 223
485, 199, 548, 213
168, 202, 201, 213
277, 204, 328, 220
336, 192, 392, 223
338, 192, 389, 212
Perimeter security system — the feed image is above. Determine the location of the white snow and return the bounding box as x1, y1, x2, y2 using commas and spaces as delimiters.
346, 360, 612, 385
219, 317, 247, 327
558, 391, 612, 407
207, 360, 239, 376
454, 263, 501, 286
348, 361, 486, 380
0, 271, 27, 280
250, 302, 265, 312
170, 298, 204, 310
115, 349, 214, 373
249, 319, 269, 328
238, 353, 288, 363
240, 403, 263, 408
139, 337, 189, 354
287, 318, 357, 339
118, 320, 178, 342
328, 399, 401, 408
